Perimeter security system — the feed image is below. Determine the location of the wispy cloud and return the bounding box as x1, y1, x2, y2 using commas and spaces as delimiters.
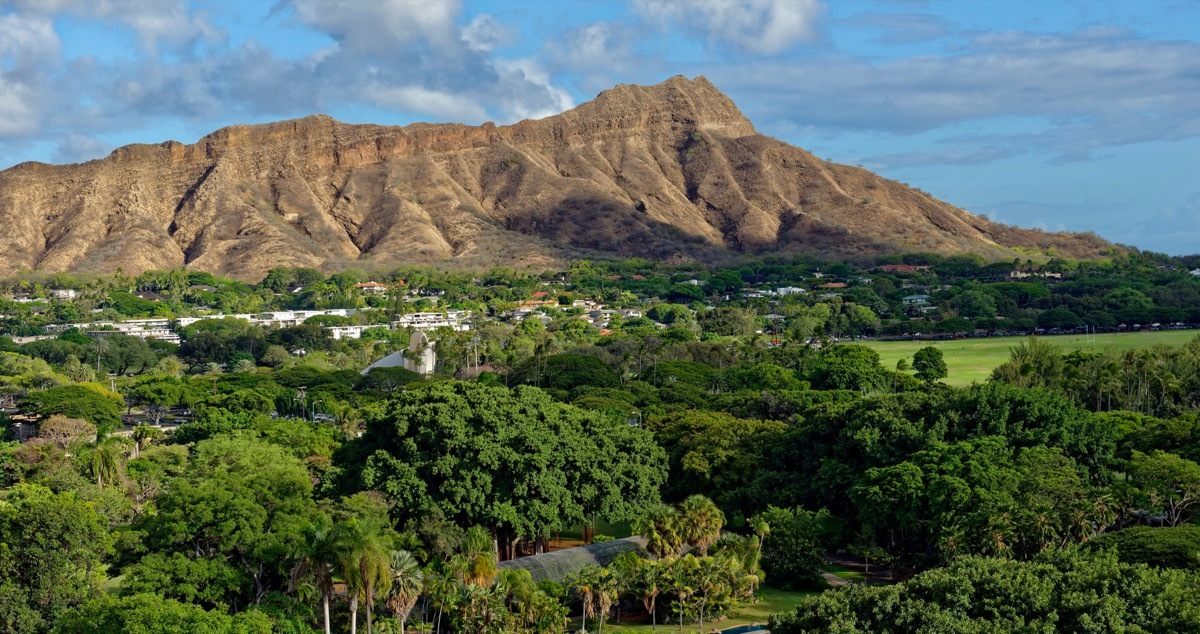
632, 0, 826, 55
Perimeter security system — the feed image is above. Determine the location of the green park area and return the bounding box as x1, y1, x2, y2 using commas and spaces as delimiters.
867, 330, 1200, 386
591, 587, 817, 633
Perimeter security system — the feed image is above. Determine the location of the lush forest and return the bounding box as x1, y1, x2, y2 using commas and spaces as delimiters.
1, 250, 1200, 632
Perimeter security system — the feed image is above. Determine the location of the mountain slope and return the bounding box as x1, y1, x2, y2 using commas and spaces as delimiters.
0, 76, 1112, 280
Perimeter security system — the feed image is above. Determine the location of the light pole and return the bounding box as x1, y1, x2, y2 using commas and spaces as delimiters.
311, 399, 324, 422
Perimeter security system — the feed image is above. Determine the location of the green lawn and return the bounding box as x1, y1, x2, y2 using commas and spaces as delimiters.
824, 564, 866, 583
594, 587, 816, 633
866, 330, 1200, 386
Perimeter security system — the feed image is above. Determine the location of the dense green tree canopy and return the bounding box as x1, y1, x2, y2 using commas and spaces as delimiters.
346, 382, 665, 559
770, 550, 1200, 634
21, 385, 124, 434
0, 484, 112, 631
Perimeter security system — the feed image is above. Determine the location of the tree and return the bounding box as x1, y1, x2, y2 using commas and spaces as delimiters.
636, 559, 664, 630
129, 376, 184, 425
678, 495, 724, 556
337, 518, 392, 634
1086, 525, 1200, 570
0, 484, 112, 630
811, 344, 887, 392
1128, 450, 1200, 527
567, 566, 598, 633
385, 550, 424, 634
132, 424, 164, 458
20, 384, 123, 435
290, 525, 341, 634
99, 334, 158, 375
991, 336, 1064, 389
52, 593, 274, 634
769, 550, 1200, 634
751, 507, 831, 590
133, 437, 322, 610
667, 555, 698, 631
36, 414, 96, 449
350, 382, 665, 561
634, 504, 684, 559
87, 436, 131, 489
912, 346, 948, 383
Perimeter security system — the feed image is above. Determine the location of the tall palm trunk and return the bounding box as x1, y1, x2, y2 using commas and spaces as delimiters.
350, 595, 359, 634
323, 594, 331, 634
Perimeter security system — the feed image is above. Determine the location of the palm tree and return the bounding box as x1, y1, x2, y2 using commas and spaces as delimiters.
132, 424, 162, 458
567, 566, 599, 633
386, 550, 424, 634
668, 556, 698, 631
204, 362, 223, 395
457, 526, 498, 587
595, 567, 617, 633
291, 525, 341, 634
694, 555, 730, 631
88, 436, 131, 489
637, 559, 663, 631
496, 568, 537, 628
678, 495, 724, 556
423, 566, 459, 634
232, 358, 257, 373
634, 503, 684, 559
338, 519, 393, 634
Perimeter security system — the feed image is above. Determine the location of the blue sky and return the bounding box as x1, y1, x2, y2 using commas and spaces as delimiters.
1, 0, 1198, 254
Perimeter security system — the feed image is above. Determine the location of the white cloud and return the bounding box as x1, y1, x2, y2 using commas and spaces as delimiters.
52, 133, 112, 164
705, 27, 1200, 163
288, 0, 463, 55
0, 76, 37, 136
5, 0, 220, 53
362, 84, 490, 123
633, 0, 825, 55
0, 12, 60, 67
462, 14, 509, 53
494, 58, 575, 120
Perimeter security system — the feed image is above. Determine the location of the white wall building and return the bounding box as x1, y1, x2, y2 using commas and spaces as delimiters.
391, 311, 471, 332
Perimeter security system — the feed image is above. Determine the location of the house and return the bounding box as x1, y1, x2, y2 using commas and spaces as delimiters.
1006, 266, 1062, 280
876, 264, 930, 274
355, 281, 390, 296
50, 289, 77, 300
1190, 269, 1200, 277
819, 282, 848, 290
902, 294, 932, 305
531, 291, 550, 299
134, 290, 163, 301
776, 286, 807, 296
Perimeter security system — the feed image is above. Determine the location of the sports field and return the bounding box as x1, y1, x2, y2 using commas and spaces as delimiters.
866, 330, 1200, 386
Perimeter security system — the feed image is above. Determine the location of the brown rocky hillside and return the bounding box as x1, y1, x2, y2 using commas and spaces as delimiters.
0, 76, 1113, 280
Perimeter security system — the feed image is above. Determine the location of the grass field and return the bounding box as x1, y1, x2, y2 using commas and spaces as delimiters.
590, 587, 815, 632
866, 330, 1200, 386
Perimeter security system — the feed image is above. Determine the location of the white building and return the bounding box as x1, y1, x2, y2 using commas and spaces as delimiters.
361, 330, 438, 375
391, 311, 471, 332
328, 325, 378, 340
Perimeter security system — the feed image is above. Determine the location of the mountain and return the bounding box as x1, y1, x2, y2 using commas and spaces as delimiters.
0, 76, 1113, 281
